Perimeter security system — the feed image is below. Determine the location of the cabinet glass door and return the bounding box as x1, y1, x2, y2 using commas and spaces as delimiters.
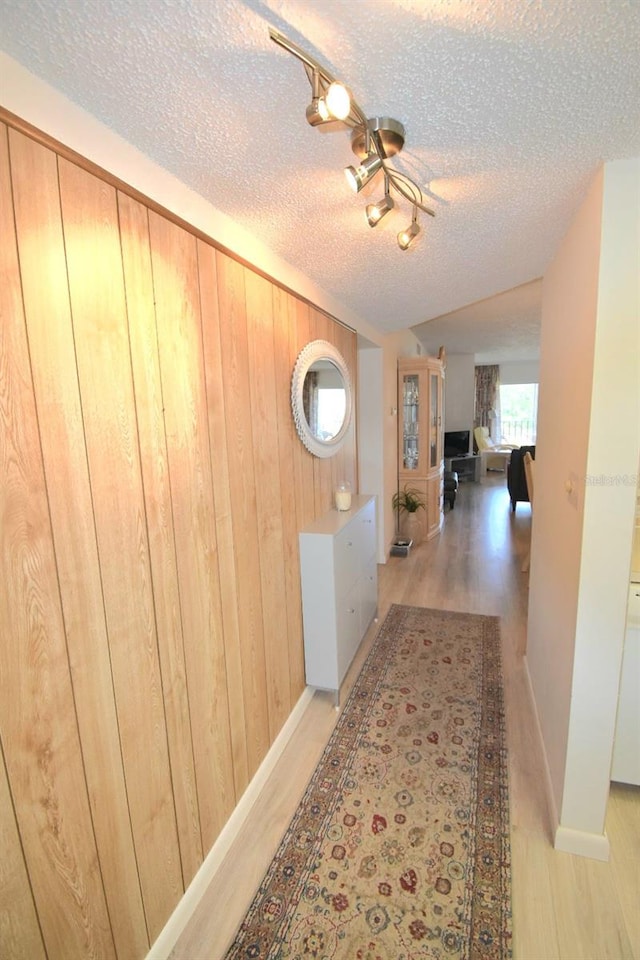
402, 374, 419, 470
429, 372, 439, 468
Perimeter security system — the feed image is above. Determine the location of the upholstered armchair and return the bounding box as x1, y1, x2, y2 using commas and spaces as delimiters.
473, 426, 517, 473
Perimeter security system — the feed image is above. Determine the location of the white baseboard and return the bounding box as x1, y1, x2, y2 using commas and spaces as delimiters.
554, 825, 611, 861
523, 658, 611, 863
146, 685, 315, 960
522, 655, 559, 836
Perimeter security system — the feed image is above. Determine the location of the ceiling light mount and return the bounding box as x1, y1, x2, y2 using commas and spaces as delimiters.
269, 27, 435, 250
350, 118, 405, 159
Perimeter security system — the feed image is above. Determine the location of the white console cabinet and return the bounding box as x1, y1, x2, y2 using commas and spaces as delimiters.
299, 495, 377, 696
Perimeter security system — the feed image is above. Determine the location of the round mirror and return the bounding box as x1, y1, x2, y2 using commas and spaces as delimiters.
291, 340, 353, 458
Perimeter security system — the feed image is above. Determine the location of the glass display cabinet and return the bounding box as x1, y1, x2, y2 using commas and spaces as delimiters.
398, 356, 445, 541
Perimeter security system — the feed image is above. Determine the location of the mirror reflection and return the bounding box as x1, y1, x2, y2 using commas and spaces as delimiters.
302, 360, 347, 441
291, 340, 353, 458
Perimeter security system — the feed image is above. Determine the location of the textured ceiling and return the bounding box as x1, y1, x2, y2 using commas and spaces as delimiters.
1, 0, 639, 359
413, 279, 543, 363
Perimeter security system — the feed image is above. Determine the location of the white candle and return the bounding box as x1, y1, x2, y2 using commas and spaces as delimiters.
335, 482, 352, 511
335, 489, 352, 511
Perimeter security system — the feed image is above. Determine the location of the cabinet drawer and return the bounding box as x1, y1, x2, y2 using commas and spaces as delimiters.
336, 582, 361, 682
334, 501, 376, 586
360, 555, 378, 634
357, 499, 376, 562
334, 524, 360, 590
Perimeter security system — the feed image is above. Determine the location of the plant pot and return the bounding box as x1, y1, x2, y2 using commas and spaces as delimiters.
400, 511, 423, 546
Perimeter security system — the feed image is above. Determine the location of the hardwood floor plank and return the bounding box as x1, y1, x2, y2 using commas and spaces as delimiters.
510, 829, 559, 960
607, 783, 640, 953
551, 852, 634, 959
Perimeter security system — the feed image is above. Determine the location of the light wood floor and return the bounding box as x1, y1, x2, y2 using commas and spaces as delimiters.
171, 476, 639, 960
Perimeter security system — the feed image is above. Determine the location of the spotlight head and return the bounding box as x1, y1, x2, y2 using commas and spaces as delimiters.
366, 193, 395, 226
344, 153, 383, 193
397, 219, 421, 250
325, 81, 351, 120
305, 97, 330, 126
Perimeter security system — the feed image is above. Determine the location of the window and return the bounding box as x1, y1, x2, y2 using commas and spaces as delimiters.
316, 388, 346, 440
499, 383, 538, 445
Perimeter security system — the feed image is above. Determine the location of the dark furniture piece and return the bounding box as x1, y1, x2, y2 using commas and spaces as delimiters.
508, 446, 536, 511
444, 454, 481, 482
443, 470, 458, 509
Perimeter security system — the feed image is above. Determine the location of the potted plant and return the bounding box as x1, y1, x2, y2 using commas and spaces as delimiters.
392, 485, 426, 546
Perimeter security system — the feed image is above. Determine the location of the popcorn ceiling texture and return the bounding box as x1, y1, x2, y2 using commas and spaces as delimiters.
1, 0, 638, 353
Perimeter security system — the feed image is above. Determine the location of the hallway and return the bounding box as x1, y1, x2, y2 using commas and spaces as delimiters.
172, 477, 638, 960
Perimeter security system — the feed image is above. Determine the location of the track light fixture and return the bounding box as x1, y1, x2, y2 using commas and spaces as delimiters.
269, 28, 435, 251
366, 174, 395, 226
397, 208, 421, 250
345, 152, 383, 192
305, 69, 351, 126
305, 96, 329, 126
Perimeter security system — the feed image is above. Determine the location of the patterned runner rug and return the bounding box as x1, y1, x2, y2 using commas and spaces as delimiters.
225, 604, 512, 959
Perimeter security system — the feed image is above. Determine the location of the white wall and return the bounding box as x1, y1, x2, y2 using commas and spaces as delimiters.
499, 360, 540, 384
358, 342, 385, 562
559, 158, 640, 847
444, 355, 475, 433
527, 158, 640, 859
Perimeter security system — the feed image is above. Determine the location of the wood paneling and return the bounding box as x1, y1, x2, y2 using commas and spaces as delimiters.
0, 116, 357, 960
119, 193, 202, 887
148, 212, 235, 853
215, 253, 270, 779
9, 129, 148, 959
197, 241, 250, 799
246, 272, 291, 741
0, 125, 115, 959
0, 747, 46, 960
291, 299, 316, 531
272, 288, 306, 703
57, 159, 183, 941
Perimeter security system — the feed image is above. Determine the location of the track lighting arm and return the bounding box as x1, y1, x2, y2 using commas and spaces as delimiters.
269, 28, 436, 230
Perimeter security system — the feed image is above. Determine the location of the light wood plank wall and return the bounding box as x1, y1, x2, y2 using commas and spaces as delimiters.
0, 119, 357, 959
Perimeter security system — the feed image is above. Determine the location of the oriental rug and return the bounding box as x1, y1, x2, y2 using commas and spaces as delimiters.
225, 605, 512, 960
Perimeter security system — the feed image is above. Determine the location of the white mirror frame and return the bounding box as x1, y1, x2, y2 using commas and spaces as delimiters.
291, 340, 353, 458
